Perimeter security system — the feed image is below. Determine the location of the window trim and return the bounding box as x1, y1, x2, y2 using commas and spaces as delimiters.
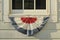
0, 0, 2, 20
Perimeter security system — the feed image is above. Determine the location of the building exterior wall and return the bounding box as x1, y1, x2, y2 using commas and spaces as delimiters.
0, 0, 60, 40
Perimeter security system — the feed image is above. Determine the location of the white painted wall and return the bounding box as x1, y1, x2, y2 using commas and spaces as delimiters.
0, 0, 60, 40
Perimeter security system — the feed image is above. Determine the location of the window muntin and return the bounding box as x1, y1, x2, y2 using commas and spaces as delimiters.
12, 0, 46, 9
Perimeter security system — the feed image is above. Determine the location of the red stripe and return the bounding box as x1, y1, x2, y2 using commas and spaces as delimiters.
21, 17, 37, 24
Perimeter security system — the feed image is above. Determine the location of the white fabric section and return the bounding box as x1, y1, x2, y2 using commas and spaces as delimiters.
14, 16, 44, 30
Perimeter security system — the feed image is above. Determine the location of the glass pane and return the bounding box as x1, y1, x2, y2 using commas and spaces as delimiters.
36, 0, 46, 9
12, 0, 22, 9
24, 0, 34, 9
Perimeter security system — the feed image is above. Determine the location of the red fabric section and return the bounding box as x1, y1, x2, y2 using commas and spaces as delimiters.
21, 17, 37, 24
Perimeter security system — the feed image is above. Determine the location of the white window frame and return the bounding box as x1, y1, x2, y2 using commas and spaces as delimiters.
3, 0, 57, 22
11, 0, 50, 16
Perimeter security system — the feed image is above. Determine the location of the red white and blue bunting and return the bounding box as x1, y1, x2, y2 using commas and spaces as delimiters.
9, 16, 49, 36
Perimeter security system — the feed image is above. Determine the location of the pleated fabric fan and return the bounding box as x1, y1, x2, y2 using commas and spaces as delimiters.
9, 16, 49, 36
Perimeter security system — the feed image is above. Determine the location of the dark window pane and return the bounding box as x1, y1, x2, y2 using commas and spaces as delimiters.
36, 0, 46, 9
12, 0, 22, 9
24, 0, 34, 9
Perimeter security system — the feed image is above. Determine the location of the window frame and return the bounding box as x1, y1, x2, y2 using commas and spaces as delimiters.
10, 0, 50, 16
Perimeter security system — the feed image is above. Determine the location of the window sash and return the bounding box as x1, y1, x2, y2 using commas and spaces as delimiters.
12, 0, 46, 9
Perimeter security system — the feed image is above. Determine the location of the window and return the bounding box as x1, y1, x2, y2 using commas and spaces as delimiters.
11, 0, 50, 15
12, 0, 46, 9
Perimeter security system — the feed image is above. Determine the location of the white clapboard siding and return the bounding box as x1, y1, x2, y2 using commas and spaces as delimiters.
0, 39, 40, 40
0, 21, 15, 29
0, 0, 2, 20
0, 39, 60, 40
0, 21, 60, 30
0, 30, 60, 38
